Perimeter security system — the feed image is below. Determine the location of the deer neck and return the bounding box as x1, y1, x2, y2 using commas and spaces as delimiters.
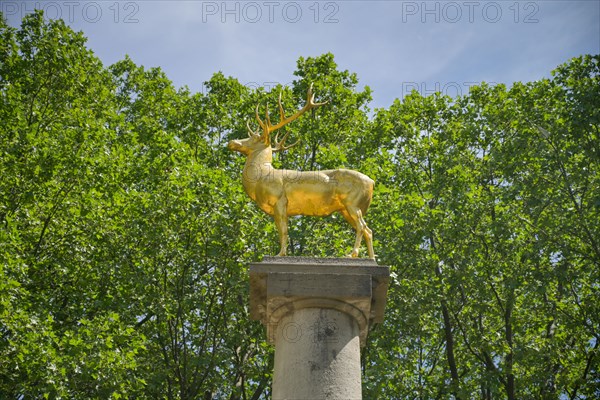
242, 148, 274, 201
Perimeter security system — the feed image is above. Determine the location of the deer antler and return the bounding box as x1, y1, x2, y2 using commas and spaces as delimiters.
255, 83, 328, 144
246, 119, 260, 138
272, 129, 300, 152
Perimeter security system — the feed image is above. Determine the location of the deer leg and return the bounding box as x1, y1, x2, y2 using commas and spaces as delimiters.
274, 197, 288, 257
342, 207, 375, 259
357, 210, 375, 260
341, 208, 363, 258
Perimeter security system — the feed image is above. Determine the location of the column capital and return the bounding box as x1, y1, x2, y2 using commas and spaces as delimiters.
249, 256, 390, 347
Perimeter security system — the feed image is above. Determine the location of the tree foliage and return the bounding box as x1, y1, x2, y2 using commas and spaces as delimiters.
1, 12, 598, 399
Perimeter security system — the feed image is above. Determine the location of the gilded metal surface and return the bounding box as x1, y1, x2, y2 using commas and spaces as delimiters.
228, 85, 375, 259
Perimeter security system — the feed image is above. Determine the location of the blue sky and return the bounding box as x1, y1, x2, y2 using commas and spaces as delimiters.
4, 1, 599, 109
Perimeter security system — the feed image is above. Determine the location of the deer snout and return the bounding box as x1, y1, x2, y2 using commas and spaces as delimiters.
227, 140, 242, 151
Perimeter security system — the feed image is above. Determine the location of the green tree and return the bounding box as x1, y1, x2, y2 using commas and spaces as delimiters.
0, 11, 147, 397
363, 56, 599, 399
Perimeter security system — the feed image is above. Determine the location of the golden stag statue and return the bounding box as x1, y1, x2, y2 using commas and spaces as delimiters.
227, 85, 375, 259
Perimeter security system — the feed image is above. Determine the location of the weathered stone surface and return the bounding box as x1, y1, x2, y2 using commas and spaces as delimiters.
260, 256, 378, 266
272, 307, 362, 400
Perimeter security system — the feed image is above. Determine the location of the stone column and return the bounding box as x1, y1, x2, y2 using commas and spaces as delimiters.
249, 257, 390, 400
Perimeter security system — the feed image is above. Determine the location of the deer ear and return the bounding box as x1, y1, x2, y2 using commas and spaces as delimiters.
261, 131, 271, 145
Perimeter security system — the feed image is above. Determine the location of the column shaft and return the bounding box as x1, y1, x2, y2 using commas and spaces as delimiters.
273, 307, 361, 400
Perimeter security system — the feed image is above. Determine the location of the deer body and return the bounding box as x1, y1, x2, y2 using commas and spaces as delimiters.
227, 85, 375, 259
